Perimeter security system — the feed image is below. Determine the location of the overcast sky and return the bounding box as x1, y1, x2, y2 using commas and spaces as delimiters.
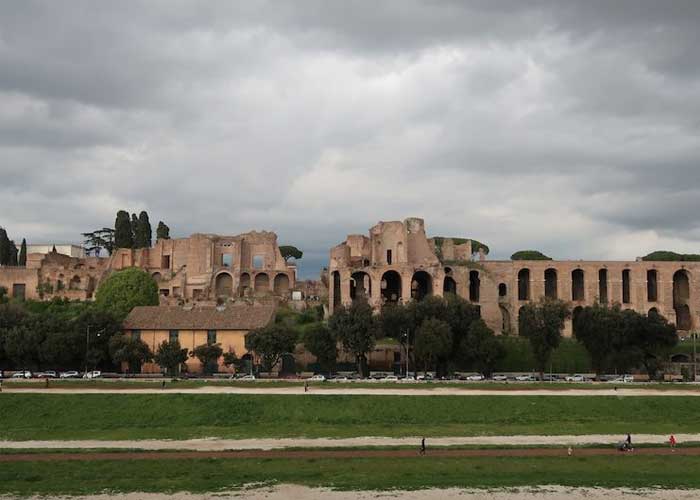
1, 1, 700, 278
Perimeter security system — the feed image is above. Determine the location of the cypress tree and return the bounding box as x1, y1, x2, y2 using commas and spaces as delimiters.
8, 241, 18, 266
131, 213, 139, 245
156, 221, 170, 240
114, 210, 134, 249
18, 238, 27, 266
136, 211, 152, 248
0, 228, 10, 265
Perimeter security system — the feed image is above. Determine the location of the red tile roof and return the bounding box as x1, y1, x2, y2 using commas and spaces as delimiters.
123, 304, 275, 331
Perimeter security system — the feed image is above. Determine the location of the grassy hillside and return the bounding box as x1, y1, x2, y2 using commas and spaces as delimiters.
0, 393, 697, 440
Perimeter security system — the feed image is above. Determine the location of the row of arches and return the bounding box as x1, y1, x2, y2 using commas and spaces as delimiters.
214, 272, 290, 297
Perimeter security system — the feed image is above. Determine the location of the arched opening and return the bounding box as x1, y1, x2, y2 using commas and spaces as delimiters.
411, 271, 432, 301
443, 276, 457, 295
469, 270, 480, 302
239, 273, 251, 297
572, 306, 583, 337
648, 307, 659, 316
674, 270, 691, 330
647, 269, 658, 302
671, 353, 691, 363
274, 273, 290, 295
622, 269, 631, 304
518, 269, 530, 301
69, 275, 81, 291
254, 273, 269, 293
152, 272, 162, 282
544, 268, 558, 299
498, 283, 507, 297
215, 273, 233, 297
500, 305, 511, 335
332, 271, 341, 308
381, 270, 402, 304
598, 269, 608, 304
350, 271, 371, 300
571, 269, 584, 301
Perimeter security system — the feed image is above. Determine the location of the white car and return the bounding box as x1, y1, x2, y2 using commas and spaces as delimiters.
382, 375, 399, 382
492, 374, 508, 381
309, 374, 326, 382
606, 375, 634, 383
83, 370, 102, 379
236, 374, 256, 381
36, 371, 57, 379
60, 371, 80, 379
515, 374, 536, 382
466, 374, 485, 381
11, 371, 32, 379
565, 374, 585, 382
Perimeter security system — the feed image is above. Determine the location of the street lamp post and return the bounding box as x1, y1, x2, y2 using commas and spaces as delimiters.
84, 325, 105, 376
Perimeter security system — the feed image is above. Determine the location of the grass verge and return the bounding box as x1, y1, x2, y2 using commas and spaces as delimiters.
2, 455, 700, 495
1, 393, 700, 440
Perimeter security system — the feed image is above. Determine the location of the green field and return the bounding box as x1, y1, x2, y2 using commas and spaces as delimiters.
2, 455, 700, 494
1, 393, 698, 440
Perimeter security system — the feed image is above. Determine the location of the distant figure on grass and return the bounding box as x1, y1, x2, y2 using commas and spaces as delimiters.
304, 380, 308, 393
567, 446, 573, 456
670, 434, 677, 451
161, 380, 166, 390
419, 437, 426, 456
626, 434, 632, 450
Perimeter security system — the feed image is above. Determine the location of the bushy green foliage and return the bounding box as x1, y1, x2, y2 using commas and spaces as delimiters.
109, 334, 153, 373
245, 323, 298, 372
415, 318, 452, 372
114, 210, 133, 249
642, 251, 700, 261
94, 268, 158, 321
153, 340, 188, 375
134, 211, 152, 249
518, 297, 571, 378
329, 298, 377, 376
156, 221, 170, 240
279, 245, 303, 261
190, 343, 223, 374
302, 322, 337, 374
18, 239, 26, 266
511, 250, 552, 260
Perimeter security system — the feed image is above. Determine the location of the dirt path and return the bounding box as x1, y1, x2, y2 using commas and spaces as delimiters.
4, 386, 700, 396
0, 446, 694, 462
0, 434, 694, 451
2, 486, 700, 500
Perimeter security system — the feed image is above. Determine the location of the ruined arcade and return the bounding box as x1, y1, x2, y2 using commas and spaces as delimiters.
329, 218, 699, 337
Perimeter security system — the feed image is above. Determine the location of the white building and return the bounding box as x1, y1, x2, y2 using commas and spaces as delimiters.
26, 244, 86, 258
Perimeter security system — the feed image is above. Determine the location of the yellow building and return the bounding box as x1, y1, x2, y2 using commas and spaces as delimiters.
123, 304, 275, 374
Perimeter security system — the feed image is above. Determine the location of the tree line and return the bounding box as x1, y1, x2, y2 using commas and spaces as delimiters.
0, 227, 27, 267
82, 211, 170, 256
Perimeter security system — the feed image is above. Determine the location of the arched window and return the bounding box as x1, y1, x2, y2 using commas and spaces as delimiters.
571, 269, 584, 301
469, 271, 480, 302
544, 269, 557, 299
517, 269, 530, 301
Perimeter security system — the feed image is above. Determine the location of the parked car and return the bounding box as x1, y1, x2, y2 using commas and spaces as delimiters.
606, 375, 634, 383
466, 374, 485, 381
401, 375, 416, 382
382, 375, 399, 382
36, 371, 57, 379
236, 374, 256, 381
83, 370, 102, 379
11, 371, 32, 379
492, 374, 508, 382
330, 376, 348, 382
309, 374, 326, 382
565, 374, 585, 382
59, 371, 80, 379
416, 374, 434, 381
515, 374, 536, 382
542, 374, 559, 382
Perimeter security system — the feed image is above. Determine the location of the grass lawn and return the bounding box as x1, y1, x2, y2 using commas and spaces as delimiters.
1, 393, 699, 440
2, 455, 700, 495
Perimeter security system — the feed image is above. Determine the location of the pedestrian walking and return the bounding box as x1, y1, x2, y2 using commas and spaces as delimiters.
670, 434, 677, 451
161, 380, 166, 390
626, 434, 633, 451
0, 379, 3, 392
304, 380, 308, 393
419, 437, 426, 456
567, 446, 573, 456
45, 378, 49, 388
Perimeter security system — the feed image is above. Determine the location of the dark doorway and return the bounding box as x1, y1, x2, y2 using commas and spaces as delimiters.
544, 269, 558, 299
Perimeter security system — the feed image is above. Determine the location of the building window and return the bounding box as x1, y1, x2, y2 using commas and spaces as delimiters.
132, 330, 141, 341
386, 249, 392, 265
622, 269, 631, 304
222, 254, 232, 267
207, 330, 217, 345
169, 330, 179, 342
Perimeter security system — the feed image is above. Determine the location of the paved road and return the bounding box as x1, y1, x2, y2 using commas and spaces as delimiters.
0, 446, 692, 462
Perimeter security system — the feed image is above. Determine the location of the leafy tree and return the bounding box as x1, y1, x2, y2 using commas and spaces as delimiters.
329, 298, 377, 377
135, 211, 152, 248
245, 323, 298, 372
18, 239, 27, 266
109, 334, 153, 373
156, 221, 170, 240
302, 322, 337, 374
8, 241, 18, 266
642, 251, 700, 262
114, 210, 133, 249
518, 297, 571, 380
131, 213, 139, 245
573, 304, 625, 377
94, 268, 159, 321
0, 227, 10, 265
223, 351, 241, 370
460, 319, 505, 377
511, 250, 552, 260
191, 343, 223, 374
72, 308, 123, 371
414, 318, 452, 374
626, 309, 678, 379
0, 287, 8, 305
154, 340, 189, 376
82, 228, 115, 256
279, 245, 303, 261
3, 324, 40, 370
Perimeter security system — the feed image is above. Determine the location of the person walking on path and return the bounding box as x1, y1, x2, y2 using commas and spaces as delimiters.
567, 446, 573, 456
626, 434, 633, 451
419, 437, 426, 456
304, 380, 308, 393
161, 380, 166, 390
670, 434, 677, 451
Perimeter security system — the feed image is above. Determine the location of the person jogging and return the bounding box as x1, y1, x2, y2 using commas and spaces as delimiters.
670, 434, 677, 451
419, 437, 426, 456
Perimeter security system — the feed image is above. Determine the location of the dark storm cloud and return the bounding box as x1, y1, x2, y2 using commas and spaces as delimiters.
2, 0, 700, 276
